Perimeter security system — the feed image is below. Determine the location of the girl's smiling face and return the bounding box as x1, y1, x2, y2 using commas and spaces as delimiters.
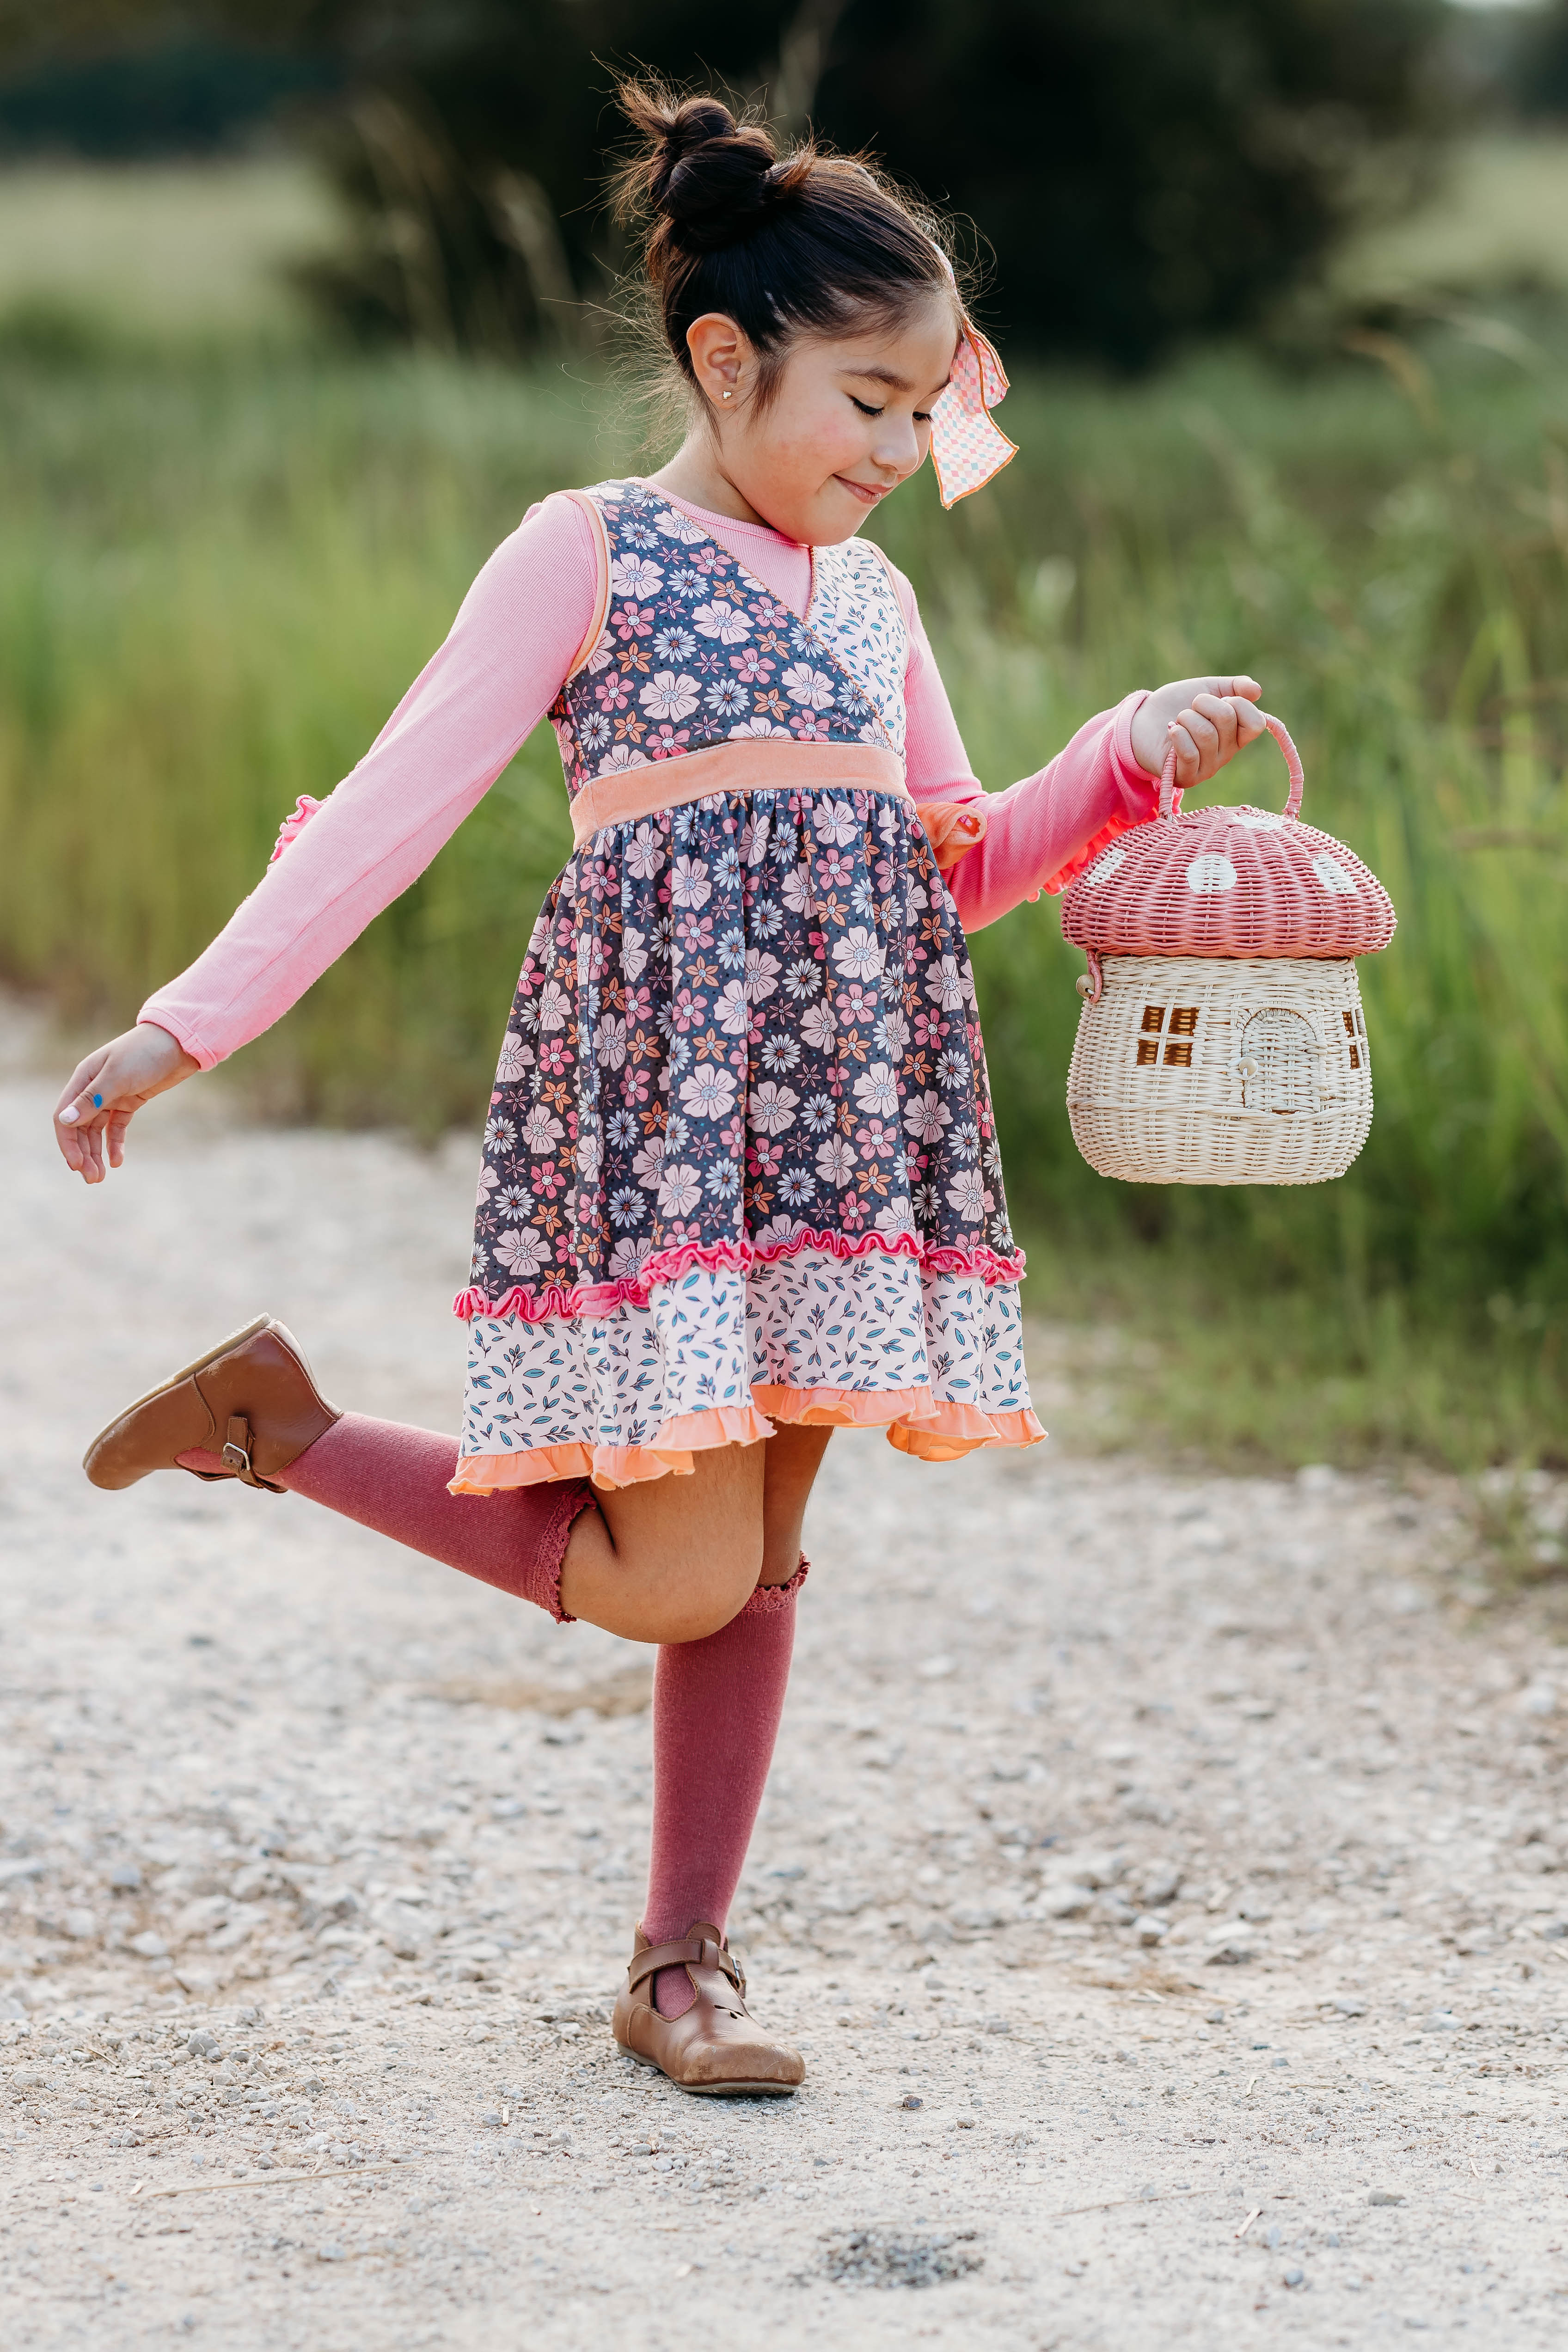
654, 292, 960, 545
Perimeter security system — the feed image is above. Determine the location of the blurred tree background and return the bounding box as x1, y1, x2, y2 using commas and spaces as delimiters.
0, 0, 1455, 361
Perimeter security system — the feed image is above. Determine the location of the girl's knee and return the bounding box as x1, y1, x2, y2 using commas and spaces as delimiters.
649, 1537, 762, 1642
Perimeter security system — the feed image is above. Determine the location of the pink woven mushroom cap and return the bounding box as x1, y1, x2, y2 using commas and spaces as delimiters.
1061, 714, 1395, 960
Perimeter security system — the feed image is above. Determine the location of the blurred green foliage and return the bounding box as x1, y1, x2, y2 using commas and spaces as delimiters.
0, 1, 1452, 365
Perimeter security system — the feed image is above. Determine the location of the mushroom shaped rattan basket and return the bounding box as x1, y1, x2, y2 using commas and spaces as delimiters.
1060, 714, 1396, 1186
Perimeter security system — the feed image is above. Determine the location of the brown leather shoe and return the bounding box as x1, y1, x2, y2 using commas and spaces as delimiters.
83, 1316, 342, 1494
612, 1923, 804, 2097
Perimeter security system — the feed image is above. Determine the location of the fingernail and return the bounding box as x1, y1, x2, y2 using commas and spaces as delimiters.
58, 1107, 79, 1124
92, 1093, 104, 1108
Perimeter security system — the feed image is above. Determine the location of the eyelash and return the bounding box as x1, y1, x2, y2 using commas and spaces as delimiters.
851, 397, 934, 423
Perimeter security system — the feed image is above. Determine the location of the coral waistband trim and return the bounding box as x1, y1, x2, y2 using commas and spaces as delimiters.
448, 1389, 1045, 1494
570, 738, 906, 846
453, 1228, 1028, 1324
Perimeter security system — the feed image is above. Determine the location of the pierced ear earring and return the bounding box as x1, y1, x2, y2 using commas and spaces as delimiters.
721, 388, 735, 401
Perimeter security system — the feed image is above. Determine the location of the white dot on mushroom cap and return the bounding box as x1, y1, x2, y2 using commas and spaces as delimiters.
1185, 852, 1238, 893
1311, 851, 1358, 894
1232, 809, 1283, 830
1086, 845, 1127, 885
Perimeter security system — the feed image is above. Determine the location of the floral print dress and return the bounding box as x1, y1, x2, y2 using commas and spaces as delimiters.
452, 480, 1043, 1491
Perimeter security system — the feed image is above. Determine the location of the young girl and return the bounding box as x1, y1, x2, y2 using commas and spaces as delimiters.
54, 86, 1263, 2096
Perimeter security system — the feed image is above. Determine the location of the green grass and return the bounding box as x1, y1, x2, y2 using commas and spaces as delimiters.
3, 326, 1566, 1471
0, 160, 343, 344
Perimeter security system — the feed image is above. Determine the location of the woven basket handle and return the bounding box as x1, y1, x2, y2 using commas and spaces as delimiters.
1159, 709, 1304, 821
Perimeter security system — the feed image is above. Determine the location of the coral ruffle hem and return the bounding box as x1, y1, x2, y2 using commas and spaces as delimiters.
449, 1388, 1045, 1494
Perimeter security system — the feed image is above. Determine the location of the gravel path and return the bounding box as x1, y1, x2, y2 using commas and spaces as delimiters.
3, 1002, 1568, 2348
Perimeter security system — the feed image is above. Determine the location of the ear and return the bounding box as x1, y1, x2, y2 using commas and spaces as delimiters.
685, 313, 757, 413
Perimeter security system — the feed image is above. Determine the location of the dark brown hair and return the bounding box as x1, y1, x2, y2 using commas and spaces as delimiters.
611, 80, 960, 418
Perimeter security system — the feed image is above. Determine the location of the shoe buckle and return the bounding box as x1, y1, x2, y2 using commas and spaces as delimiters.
221, 1416, 260, 1486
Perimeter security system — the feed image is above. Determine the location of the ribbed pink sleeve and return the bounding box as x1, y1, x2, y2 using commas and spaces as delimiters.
139, 488, 1157, 1068
140, 492, 602, 1070
893, 576, 1156, 932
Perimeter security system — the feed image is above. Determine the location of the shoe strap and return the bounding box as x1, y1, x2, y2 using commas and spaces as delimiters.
220, 1415, 284, 1494
628, 1935, 742, 1998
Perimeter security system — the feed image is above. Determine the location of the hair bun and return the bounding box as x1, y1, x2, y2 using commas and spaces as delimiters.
617, 84, 788, 257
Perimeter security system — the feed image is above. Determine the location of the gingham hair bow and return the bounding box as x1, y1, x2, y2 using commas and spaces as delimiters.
930, 315, 1017, 508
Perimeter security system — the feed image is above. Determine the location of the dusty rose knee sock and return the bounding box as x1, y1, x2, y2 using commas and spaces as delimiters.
642, 1561, 805, 2021
178, 1413, 593, 1623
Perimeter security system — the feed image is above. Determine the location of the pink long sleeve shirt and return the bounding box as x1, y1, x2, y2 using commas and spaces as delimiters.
141, 486, 1156, 1070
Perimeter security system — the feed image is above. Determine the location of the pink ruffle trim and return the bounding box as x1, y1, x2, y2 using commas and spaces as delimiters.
1032, 798, 1152, 900
453, 1228, 1027, 1325
269, 794, 325, 864
449, 1403, 772, 1495
448, 1389, 1044, 1494
757, 1384, 1044, 1461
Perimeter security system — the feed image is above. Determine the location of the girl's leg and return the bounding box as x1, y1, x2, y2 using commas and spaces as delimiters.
187, 1401, 800, 1641
639, 1425, 831, 2018
555, 1416, 830, 1631
86, 1311, 817, 1642
266, 1417, 592, 1622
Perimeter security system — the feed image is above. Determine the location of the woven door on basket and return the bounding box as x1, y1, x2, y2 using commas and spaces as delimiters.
1060, 715, 1396, 1187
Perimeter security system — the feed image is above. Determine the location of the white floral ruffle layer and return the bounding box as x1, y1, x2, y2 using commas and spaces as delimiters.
452, 1245, 1042, 1492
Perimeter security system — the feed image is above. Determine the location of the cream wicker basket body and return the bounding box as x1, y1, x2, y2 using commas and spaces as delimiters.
1061, 715, 1396, 1187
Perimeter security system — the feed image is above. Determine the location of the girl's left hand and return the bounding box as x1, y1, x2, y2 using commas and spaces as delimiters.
1131, 675, 1265, 790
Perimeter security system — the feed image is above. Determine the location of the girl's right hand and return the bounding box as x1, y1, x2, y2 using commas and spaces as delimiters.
54, 1023, 200, 1184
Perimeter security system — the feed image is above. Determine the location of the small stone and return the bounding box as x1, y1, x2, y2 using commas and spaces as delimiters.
1283, 2266, 1305, 2288
1543, 1921, 1568, 1942
897, 2095, 923, 2110
1036, 1882, 1093, 1919
1073, 1852, 1126, 1888
61, 1909, 97, 1941
1133, 1914, 1168, 1947
1422, 2012, 1458, 2033
317, 2242, 346, 2262
128, 1932, 168, 1960
1368, 2188, 1404, 2206
1205, 1936, 1255, 1967
1138, 1865, 1183, 1908
917, 1656, 956, 1680
1331, 1997, 1368, 2017
107, 1862, 143, 1894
